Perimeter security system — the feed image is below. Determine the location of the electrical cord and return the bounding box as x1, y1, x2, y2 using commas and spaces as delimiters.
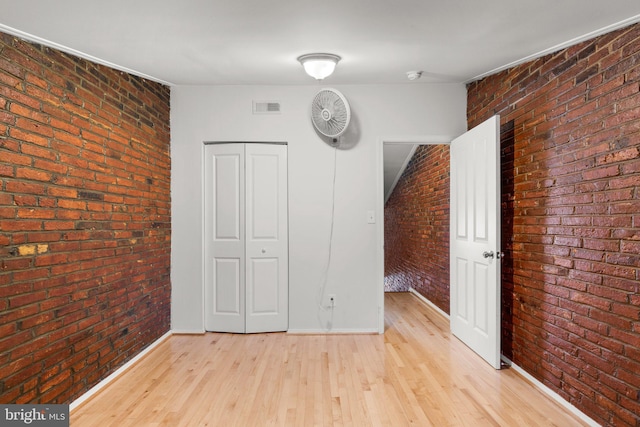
317, 144, 338, 330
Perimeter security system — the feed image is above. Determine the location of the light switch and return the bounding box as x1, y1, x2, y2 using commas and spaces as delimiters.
367, 210, 375, 224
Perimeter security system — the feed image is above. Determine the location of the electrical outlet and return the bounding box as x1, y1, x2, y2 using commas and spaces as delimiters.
328, 294, 336, 308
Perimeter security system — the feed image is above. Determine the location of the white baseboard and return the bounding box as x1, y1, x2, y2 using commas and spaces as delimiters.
70, 331, 172, 411
408, 287, 450, 319
502, 357, 599, 427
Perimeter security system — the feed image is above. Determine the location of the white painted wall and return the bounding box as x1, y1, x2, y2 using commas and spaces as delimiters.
171, 83, 467, 333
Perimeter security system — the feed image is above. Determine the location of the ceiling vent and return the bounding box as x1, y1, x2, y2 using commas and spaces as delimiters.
253, 100, 281, 114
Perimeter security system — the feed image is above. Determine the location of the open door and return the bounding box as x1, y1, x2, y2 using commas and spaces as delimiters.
450, 115, 501, 369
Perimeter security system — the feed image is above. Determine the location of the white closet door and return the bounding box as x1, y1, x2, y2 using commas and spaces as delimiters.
204, 143, 288, 333
245, 144, 288, 333
204, 143, 245, 333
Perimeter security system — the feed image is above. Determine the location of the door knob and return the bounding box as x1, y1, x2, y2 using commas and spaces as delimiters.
483, 251, 495, 259
261, 248, 266, 254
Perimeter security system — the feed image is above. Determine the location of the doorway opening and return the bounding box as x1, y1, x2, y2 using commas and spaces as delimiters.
376, 136, 454, 332
379, 116, 505, 369
384, 143, 451, 313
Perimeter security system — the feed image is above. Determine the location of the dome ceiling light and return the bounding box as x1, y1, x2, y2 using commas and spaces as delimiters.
297, 53, 341, 80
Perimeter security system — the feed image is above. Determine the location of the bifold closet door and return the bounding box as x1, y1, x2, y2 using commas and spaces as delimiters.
244, 143, 288, 333
204, 143, 288, 333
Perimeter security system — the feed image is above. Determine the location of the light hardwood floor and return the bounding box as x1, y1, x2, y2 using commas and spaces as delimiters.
71, 293, 587, 426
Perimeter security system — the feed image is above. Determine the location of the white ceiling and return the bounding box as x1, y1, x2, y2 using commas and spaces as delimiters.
1, 1, 639, 86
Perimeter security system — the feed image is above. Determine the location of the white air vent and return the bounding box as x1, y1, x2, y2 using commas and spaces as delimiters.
253, 101, 281, 114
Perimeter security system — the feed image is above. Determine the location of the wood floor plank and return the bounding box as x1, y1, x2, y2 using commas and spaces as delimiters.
71, 293, 588, 426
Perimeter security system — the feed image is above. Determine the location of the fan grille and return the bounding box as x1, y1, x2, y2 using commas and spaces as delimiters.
311, 89, 351, 138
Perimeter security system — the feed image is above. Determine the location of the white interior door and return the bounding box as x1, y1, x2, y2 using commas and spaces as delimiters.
204, 143, 288, 333
450, 115, 501, 369
205, 143, 245, 333
245, 144, 288, 333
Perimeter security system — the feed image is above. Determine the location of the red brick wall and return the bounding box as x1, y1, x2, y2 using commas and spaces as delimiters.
468, 24, 640, 426
384, 144, 450, 313
0, 33, 171, 404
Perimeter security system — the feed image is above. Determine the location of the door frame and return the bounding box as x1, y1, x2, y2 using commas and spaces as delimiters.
376, 135, 456, 334
376, 131, 502, 357
202, 141, 289, 333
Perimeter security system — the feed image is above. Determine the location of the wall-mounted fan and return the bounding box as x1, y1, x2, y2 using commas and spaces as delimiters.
311, 88, 351, 139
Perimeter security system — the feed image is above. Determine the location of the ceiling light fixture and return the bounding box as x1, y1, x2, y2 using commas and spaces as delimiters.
297, 53, 341, 80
